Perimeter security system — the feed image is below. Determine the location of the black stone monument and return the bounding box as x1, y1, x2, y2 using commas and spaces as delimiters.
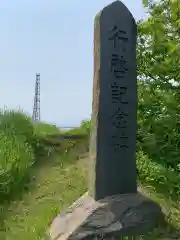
89, 0, 137, 200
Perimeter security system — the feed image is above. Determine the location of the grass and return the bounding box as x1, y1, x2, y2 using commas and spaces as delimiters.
0, 109, 76, 204
136, 151, 180, 238
0, 110, 36, 203
33, 121, 61, 137
0, 111, 89, 239
0, 143, 87, 240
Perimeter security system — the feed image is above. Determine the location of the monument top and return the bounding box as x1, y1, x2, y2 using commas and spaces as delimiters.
101, 0, 135, 18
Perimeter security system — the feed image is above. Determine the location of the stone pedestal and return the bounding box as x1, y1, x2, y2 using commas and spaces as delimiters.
48, 192, 162, 240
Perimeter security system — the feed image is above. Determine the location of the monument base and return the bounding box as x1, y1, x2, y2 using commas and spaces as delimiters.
48, 192, 163, 240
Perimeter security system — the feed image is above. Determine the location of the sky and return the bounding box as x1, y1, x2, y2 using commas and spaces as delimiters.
0, 0, 147, 127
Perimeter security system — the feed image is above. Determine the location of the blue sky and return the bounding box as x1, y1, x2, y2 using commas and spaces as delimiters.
0, 0, 146, 127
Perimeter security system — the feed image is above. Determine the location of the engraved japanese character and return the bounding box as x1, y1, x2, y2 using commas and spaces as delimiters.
111, 82, 128, 104
110, 54, 128, 78
110, 135, 129, 151
111, 108, 128, 129
111, 134, 128, 140
109, 25, 128, 49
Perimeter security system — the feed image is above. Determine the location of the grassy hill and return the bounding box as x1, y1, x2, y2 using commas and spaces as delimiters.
0, 110, 180, 239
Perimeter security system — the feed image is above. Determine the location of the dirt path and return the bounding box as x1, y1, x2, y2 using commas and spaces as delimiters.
0, 153, 87, 240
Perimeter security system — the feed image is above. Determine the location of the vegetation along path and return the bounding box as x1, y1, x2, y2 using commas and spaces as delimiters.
0, 148, 87, 240
1, 147, 180, 239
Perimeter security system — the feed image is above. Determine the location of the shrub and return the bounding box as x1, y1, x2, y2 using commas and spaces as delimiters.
0, 131, 34, 201
33, 122, 60, 137
0, 110, 35, 202
0, 109, 34, 146
137, 151, 180, 198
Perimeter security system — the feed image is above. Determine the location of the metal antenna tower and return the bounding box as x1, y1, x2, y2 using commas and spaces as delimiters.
32, 73, 41, 122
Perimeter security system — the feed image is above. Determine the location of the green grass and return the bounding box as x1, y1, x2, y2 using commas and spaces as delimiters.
0, 129, 34, 201
0, 109, 64, 204
33, 121, 61, 137
0, 114, 89, 239
0, 109, 89, 207
0, 110, 35, 203
0, 144, 87, 240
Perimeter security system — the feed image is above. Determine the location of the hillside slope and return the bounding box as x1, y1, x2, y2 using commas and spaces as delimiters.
1, 147, 180, 239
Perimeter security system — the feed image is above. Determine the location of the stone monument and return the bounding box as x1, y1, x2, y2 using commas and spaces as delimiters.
89, 0, 137, 201
48, 1, 162, 239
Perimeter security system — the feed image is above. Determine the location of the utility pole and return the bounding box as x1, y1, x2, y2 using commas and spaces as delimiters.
32, 73, 40, 122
